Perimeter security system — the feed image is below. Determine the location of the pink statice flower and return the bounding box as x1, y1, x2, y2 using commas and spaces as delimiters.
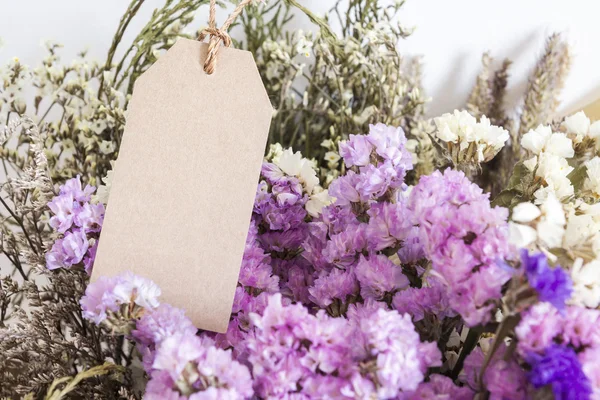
45, 176, 104, 274
462, 340, 528, 400
355, 254, 409, 301
409, 168, 512, 326
404, 374, 473, 399
80, 271, 161, 325
146, 334, 253, 400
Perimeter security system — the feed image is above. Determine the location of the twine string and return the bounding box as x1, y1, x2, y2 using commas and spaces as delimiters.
198, 0, 255, 74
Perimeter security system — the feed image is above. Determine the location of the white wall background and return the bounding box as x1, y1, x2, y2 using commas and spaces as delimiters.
1, 0, 599, 117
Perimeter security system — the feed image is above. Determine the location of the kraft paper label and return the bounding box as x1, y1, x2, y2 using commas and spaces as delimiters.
93, 38, 273, 333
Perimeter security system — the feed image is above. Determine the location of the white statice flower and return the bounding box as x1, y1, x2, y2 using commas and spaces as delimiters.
277, 148, 319, 194
406, 139, 419, 165
305, 188, 332, 218
94, 161, 115, 204
570, 258, 600, 308
509, 193, 565, 251
433, 110, 509, 165
583, 157, 600, 197
589, 121, 600, 149
563, 208, 600, 260
562, 111, 590, 144
521, 125, 574, 158
525, 152, 574, 203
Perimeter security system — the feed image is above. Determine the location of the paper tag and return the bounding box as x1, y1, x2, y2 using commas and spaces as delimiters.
92, 38, 273, 333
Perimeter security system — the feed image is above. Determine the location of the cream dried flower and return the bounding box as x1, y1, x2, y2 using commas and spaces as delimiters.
570, 258, 600, 308
433, 110, 509, 166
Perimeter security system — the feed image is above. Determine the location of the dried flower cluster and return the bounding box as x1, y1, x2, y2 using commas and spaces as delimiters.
0, 0, 595, 399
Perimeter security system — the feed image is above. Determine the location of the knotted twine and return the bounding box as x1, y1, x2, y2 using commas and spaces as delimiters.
198, 0, 255, 74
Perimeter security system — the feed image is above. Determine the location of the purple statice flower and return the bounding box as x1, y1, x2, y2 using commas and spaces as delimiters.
73, 202, 105, 233
246, 294, 319, 397
522, 250, 573, 310
516, 302, 563, 356
321, 203, 360, 235
301, 222, 330, 271
308, 267, 359, 308
215, 289, 271, 361
349, 308, 442, 397
355, 163, 394, 199
59, 175, 95, 202
333, 125, 414, 205
409, 168, 512, 326
397, 226, 425, 264
579, 346, 600, 399
45, 229, 89, 270
147, 333, 254, 399
46, 176, 104, 274
328, 170, 364, 205
393, 278, 455, 322
448, 265, 511, 326
404, 374, 473, 400
279, 261, 314, 304
80, 271, 161, 324
132, 304, 198, 371
258, 227, 307, 252
561, 306, 600, 349
253, 171, 308, 249
238, 237, 279, 293
261, 162, 285, 183
48, 192, 77, 233
83, 241, 97, 275
303, 310, 354, 375
339, 133, 373, 167
366, 123, 413, 172
462, 340, 528, 400
527, 344, 592, 400
366, 201, 413, 251
355, 254, 409, 301
322, 223, 367, 267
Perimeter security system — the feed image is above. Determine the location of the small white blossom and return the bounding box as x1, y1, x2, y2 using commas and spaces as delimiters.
277, 148, 319, 194
562, 111, 590, 143
527, 152, 574, 203
509, 194, 565, 251
521, 125, 573, 158
512, 202, 541, 223
570, 258, 600, 308
94, 162, 115, 204
305, 189, 332, 218
562, 202, 600, 261
584, 157, 600, 197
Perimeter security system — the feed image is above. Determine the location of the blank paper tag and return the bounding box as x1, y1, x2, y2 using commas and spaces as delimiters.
92, 38, 273, 333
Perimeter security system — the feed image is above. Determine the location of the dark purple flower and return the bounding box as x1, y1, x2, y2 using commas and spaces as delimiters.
522, 250, 573, 310
528, 344, 592, 400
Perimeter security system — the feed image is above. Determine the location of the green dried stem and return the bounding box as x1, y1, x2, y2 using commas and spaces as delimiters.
43, 363, 125, 400
254, 0, 425, 162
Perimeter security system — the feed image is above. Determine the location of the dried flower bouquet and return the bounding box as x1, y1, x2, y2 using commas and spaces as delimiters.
1, 0, 599, 399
